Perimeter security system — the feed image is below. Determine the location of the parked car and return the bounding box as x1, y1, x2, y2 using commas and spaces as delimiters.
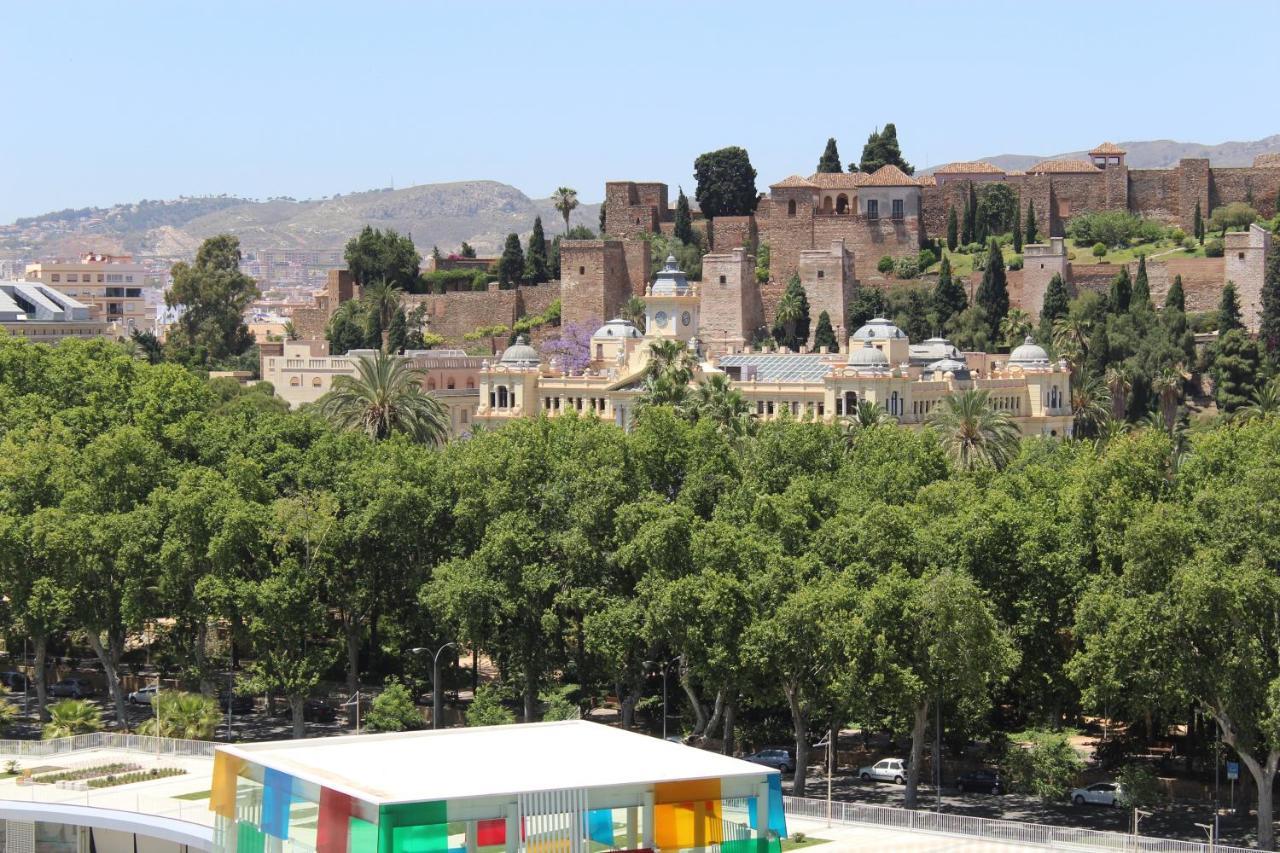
276, 699, 337, 723
0, 672, 28, 692
858, 758, 908, 784
954, 768, 1004, 795
743, 749, 796, 774
128, 685, 158, 705
218, 693, 255, 714
1071, 782, 1123, 807
49, 677, 94, 698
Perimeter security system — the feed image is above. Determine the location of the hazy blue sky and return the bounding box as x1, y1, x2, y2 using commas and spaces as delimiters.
4, 0, 1279, 222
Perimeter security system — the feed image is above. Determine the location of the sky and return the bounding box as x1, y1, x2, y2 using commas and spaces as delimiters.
4, 0, 1280, 223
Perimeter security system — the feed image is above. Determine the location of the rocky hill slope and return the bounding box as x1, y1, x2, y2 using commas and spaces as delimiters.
1, 181, 601, 260
955, 134, 1280, 173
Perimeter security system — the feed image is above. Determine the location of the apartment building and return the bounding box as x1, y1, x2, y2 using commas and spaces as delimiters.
25, 253, 152, 331
0, 280, 112, 341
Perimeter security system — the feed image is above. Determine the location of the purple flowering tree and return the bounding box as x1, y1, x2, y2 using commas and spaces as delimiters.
540, 320, 595, 373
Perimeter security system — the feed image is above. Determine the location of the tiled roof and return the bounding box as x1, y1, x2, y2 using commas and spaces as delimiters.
806, 172, 867, 189
1027, 159, 1099, 174
1089, 141, 1126, 155
916, 175, 937, 187
770, 174, 818, 189
934, 160, 1005, 175
860, 164, 921, 186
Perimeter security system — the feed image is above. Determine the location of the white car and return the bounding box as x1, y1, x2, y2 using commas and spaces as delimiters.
1071, 782, 1123, 807
858, 758, 908, 784
128, 685, 158, 705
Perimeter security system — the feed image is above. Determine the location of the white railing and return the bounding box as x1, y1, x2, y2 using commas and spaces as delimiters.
0, 782, 214, 827
782, 795, 1255, 852
0, 733, 216, 759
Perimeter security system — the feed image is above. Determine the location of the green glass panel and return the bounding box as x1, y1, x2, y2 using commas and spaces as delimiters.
721, 839, 773, 853
392, 824, 448, 853
350, 817, 378, 853
377, 801, 449, 853
236, 822, 265, 853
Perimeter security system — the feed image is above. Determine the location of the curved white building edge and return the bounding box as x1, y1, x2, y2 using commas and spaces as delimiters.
0, 801, 212, 853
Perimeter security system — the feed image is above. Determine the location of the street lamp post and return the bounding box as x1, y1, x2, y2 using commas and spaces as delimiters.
1132, 808, 1151, 838
643, 658, 678, 741
411, 644, 457, 730
1195, 822, 1215, 853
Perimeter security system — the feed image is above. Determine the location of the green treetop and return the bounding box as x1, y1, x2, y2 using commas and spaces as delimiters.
855, 122, 913, 174
813, 310, 837, 351
525, 217, 550, 284
974, 240, 1009, 342
674, 187, 695, 244
344, 226, 422, 290
933, 255, 967, 326
1024, 199, 1038, 245
498, 233, 525, 288
817, 137, 842, 173
1165, 273, 1185, 311
946, 206, 959, 252
1219, 280, 1244, 333
693, 147, 759, 218
1131, 254, 1151, 311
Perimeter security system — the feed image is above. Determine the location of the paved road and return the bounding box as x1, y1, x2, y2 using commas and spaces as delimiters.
793, 768, 1256, 848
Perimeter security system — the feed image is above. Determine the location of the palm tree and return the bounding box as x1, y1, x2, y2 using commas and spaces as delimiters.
925, 388, 1022, 471
621, 296, 647, 332
361, 280, 403, 350
43, 699, 102, 739
689, 373, 750, 435
1151, 366, 1184, 432
552, 187, 579, 234
1104, 365, 1133, 421
1241, 377, 1280, 421
1071, 371, 1112, 438
840, 400, 895, 447
282, 320, 299, 341
644, 339, 697, 386
1052, 317, 1091, 373
318, 352, 449, 444
999, 309, 1032, 349
1094, 415, 1130, 448
774, 291, 803, 349
138, 692, 222, 739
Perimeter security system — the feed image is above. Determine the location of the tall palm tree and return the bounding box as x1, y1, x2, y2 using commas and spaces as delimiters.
621, 296, 647, 332
138, 691, 222, 739
1241, 377, 1280, 421
644, 339, 697, 386
1151, 366, 1184, 432
774, 291, 803, 349
1071, 371, 1112, 438
1052, 317, 1091, 373
999, 309, 1032, 349
318, 352, 449, 444
689, 373, 750, 435
282, 320, 299, 341
840, 400, 895, 447
925, 388, 1021, 471
1104, 365, 1133, 421
552, 187, 579, 235
361, 280, 403, 350
1094, 415, 1130, 448
43, 699, 102, 739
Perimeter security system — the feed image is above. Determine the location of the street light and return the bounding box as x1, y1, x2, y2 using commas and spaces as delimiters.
1195, 822, 1215, 853
411, 644, 457, 730
642, 658, 679, 741
813, 732, 834, 827
1132, 808, 1151, 837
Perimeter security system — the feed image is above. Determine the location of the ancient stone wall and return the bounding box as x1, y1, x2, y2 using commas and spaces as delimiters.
710, 215, 757, 251
813, 215, 919, 282
799, 240, 855, 346
622, 240, 651, 298
1148, 257, 1224, 313
1128, 170, 1182, 223
517, 282, 563, 320
1210, 168, 1280, 218
1020, 238, 1070, 319
560, 240, 631, 329
1044, 174, 1110, 224
411, 288, 521, 343
700, 247, 764, 352
1225, 225, 1271, 330
1103, 165, 1129, 210
1177, 160, 1211, 233
757, 192, 815, 284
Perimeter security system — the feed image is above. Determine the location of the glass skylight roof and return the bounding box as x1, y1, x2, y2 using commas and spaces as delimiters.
718, 354, 833, 383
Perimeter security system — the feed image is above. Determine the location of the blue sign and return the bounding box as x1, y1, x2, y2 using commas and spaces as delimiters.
1226, 761, 1240, 781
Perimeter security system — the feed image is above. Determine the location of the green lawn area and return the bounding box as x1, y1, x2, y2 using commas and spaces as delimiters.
782, 836, 831, 851
1062, 238, 1205, 266
173, 790, 210, 801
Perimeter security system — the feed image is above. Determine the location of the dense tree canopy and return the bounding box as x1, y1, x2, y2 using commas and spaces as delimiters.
693, 147, 759, 218
165, 235, 259, 369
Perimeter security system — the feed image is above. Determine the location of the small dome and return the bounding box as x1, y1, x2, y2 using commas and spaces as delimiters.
924, 357, 970, 380
852, 317, 906, 341
847, 340, 890, 370
499, 335, 540, 367
1008, 336, 1050, 368
650, 254, 691, 295
592, 318, 642, 339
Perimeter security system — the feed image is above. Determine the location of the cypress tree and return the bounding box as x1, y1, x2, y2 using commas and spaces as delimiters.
498, 233, 525, 288
1131, 254, 1151, 311
933, 255, 967, 325
817, 138, 842, 174
946, 206, 959, 252
1219, 280, 1244, 333
974, 239, 1009, 342
1193, 200, 1204, 245
813, 310, 838, 351
525, 217, 550, 283
386, 306, 407, 354
1260, 248, 1280, 358
674, 187, 695, 245
961, 183, 976, 245
1165, 274, 1185, 311
1039, 273, 1070, 337
1109, 267, 1132, 313
1012, 199, 1023, 253
364, 305, 384, 349
1024, 199, 1038, 245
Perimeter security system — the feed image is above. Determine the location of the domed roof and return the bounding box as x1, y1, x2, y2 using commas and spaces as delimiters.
499, 335, 540, 368
925, 357, 970, 379
650, 254, 691, 295
592, 318, 642, 339
847, 340, 890, 370
1008, 336, 1050, 368
851, 317, 906, 341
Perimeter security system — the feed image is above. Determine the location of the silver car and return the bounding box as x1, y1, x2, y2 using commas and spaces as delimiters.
858, 758, 908, 784
1071, 782, 1123, 807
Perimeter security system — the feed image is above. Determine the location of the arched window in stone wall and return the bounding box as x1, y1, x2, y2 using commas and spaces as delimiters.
496, 386, 509, 408
290, 376, 300, 386
467, 379, 475, 389
312, 377, 322, 387
787, 199, 797, 217
836, 194, 849, 214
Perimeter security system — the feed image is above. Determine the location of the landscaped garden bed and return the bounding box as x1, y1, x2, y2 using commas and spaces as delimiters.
33, 763, 139, 784
87, 767, 187, 788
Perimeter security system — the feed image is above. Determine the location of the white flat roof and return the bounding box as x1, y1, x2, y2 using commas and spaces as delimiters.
221, 720, 772, 804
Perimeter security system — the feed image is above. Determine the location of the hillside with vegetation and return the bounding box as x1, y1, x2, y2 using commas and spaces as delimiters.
0, 182, 600, 259
967, 134, 1280, 172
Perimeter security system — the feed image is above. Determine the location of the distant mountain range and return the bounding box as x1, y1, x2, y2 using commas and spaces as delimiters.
0, 181, 601, 261
925, 135, 1280, 174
